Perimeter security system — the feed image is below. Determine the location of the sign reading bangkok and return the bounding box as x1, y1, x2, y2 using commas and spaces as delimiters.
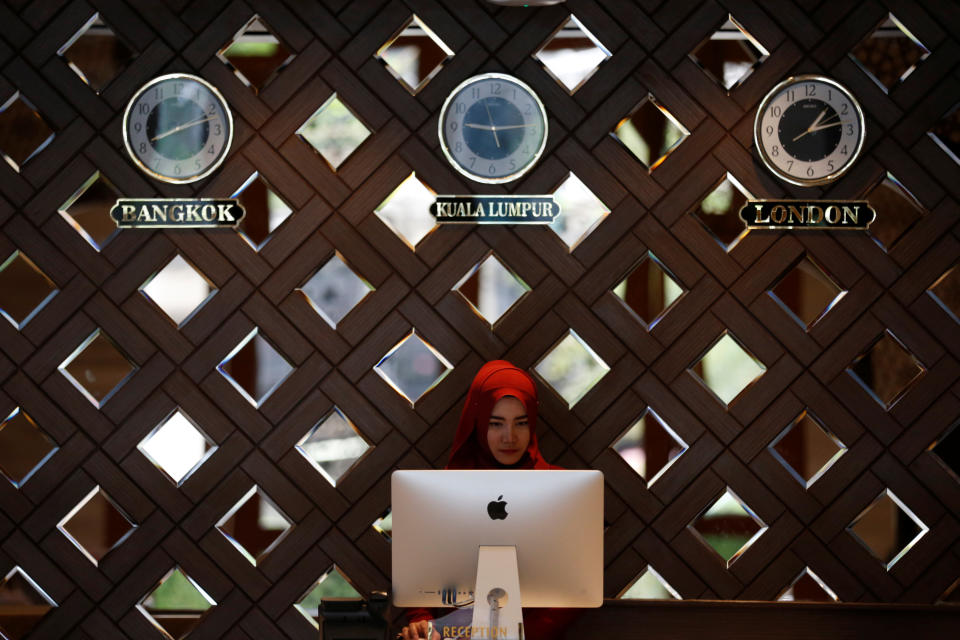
739, 200, 876, 230
430, 195, 560, 224
111, 198, 245, 228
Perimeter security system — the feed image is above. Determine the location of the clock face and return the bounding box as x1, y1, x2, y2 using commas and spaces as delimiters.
439, 73, 548, 184
754, 75, 865, 186
123, 74, 233, 184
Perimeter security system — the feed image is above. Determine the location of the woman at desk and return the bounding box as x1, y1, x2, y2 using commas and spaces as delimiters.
400, 360, 573, 640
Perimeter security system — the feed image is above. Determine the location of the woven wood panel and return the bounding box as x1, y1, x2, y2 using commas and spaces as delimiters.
0, 0, 958, 637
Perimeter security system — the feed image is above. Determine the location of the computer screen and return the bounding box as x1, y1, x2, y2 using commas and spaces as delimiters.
391, 469, 603, 608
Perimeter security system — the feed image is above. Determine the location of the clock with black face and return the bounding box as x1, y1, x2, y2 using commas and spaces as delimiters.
754, 75, 865, 186
439, 73, 548, 184
123, 74, 233, 184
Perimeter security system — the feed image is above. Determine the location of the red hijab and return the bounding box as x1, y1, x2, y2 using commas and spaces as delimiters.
447, 360, 559, 470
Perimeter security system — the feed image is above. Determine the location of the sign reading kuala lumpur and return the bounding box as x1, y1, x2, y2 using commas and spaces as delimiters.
430, 195, 560, 224
110, 199, 246, 228
739, 200, 876, 230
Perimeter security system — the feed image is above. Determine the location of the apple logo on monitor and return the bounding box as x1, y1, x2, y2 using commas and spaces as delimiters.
487, 495, 508, 520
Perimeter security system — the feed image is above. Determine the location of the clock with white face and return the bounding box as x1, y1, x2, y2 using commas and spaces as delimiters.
439, 73, 548, 184
754, 75, 865, 186
123, 74, 233, 184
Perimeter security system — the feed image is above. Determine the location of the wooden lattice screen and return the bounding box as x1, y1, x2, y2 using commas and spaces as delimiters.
0, 0, 958, 638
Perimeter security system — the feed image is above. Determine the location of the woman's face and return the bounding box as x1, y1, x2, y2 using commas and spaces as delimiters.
486, 396, 531, 465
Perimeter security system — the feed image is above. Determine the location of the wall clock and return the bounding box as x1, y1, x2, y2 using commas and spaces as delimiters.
439, 73, 548, 184
123, 73, 233, 184
754, 75, 865, 187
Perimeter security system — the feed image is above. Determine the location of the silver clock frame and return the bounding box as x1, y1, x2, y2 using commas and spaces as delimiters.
122, 73, 234, 184
438, 72, 549, 184
754, 74, 865, 187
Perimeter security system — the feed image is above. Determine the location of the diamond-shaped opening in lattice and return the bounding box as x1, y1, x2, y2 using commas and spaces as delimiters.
231, 172, 294, 249
769, 410, 846, 489
58, 13, 136, 93
59, 329, 138, 408
618, 565, 681, 600
612, 408, 687, 486
938, 577, 960, 604
866, 173, 926, 251
928, 421, 960, 481
777, 567, 839, 602
769, 255, 846, 329
140, 254, 217, 327
298, 252, 374, 328
689, 15, 768, 91
851, 13, 929, 92
534, 14, 611, 93
57, 486, 136, 566
690, 488, 767, 567
376, 14, 453, 94
295, 565, 363, 629
0, 567, 57, 640
690, 332, 765, 407
453, 252, 531, 326
218, 15, 294, 92
374, 172, 438, 249
612, 94, 689, 171
217, 328, 294, 408
216, 486, 293, 565
929, 102, 960, 165
613, 252, 684, 329
0, 408, 57, 489
0, 251, 58, 329
374, 330, 453, 406
372, 508, 392, 541
297, 407, 372, 486
138, 409, 217, 487
0, 92, 55, 172
848, 330, 925, 409
549, 172, 609, 251
297, 93, 371, 171
847, 489, 929, 570
535, 330, 609, 408
138, 567, 215, 640
692, 172, 752, 251
59, 172, 122, 251
928, 263, 960, 324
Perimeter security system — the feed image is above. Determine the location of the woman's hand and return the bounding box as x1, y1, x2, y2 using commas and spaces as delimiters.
399, 620, 439, 639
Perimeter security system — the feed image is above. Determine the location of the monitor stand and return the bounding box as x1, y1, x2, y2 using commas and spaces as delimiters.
471, 546, 524, 639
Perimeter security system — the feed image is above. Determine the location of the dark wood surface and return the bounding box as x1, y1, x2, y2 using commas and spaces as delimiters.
0, 0, 958, 638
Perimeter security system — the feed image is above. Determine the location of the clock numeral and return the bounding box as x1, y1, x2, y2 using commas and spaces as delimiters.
455, 102, 465, 114
455, 142, 462, 153
510, 159, 516, 171
207, 103, 216, 115
214, 124, 222, 136
139, 103, 149, 115
139, 142, 146, 153
471, 87, 480, 99
489, 163, 496, 175
449, 122, 458, 132
805, 84, 816, 96
134, 122, 142, 132
769, 105, 781, 117
174, 82, 183, 95
174, 164, 182, 176
771, 145, 779, 157
806, 166, 815, 177
828, 89, 832, 101
469, 157, 476, 168
846, 124, 854, 135
787, 89, 795, 102
492, 83, 502, 95
840, 145, 848, 155
195, 158, 202, 169
841, 103, 849, 115
525, 103, 532, 115
208, 145, 216, 154
787, 160, 794, 171
154, 87, 163, 100
828, 160, 835, 171
765, 125, 773, 136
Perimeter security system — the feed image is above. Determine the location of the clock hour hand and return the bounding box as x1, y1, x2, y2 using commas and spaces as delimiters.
482, 98, 501, 149
791, 108, 828, 142
151, 115, 219, 142
807, 120, 843, 133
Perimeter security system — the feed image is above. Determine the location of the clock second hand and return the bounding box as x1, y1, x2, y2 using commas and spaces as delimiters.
151, 115, 219, 142
464, 123, 535, 130
792, 108, 828, 142
483, 98, 501, 149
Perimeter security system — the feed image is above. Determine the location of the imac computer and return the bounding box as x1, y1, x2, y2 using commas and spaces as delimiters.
391, 470, 603, 638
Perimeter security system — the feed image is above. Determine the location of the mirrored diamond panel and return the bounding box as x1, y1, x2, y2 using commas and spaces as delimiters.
851, 14, 929, 90
374, 331, 452, 405
377, 15, 453, 94
848, 330, 925, 408
297, 407, 372, 486
691, 332, 765, 406
138, 567, 214, 640
0, 408, 57, 488
232, 173, 294, 249
218, 329, 294, 407
535, 330, 609, 407
217, 486, 293, 565
298, 253, 373, 328
59, 173, 122, 251
58, 486, 135, 565
692, 173, 752, 250
612, 408, 687, 485
454, 252, 530, 326
138, 410, 216, 486
0, 93, 54, 171
614, 252, 684, 328
549, 172, 609, 250
219, 16, 294, 91
0, 567, 56, 639
59, 329, 138, 407
619, 566, 681, 599
612, 95, 688, 170
769, 411, 846, 488
0, 251, 57, 328
689, 15, 768, 90
690, 488, 767, 567
375, 173, 438, 249
770, 256, 845, 328
298, 94, 370, 170
847, 489, 928, 569
295, 566, 362, 629
778, 568, 839, 602
534, 15, 611, 93
140, 254, 216, 327
58, 13, 135, 92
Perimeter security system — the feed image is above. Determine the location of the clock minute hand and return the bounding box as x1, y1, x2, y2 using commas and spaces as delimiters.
151, 115, 218, 142
482, 98, 501, 149
791, 108, 829, 143
494, 123, 536, 130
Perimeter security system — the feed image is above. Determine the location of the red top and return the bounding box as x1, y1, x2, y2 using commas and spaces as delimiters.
406, 360, 576, 638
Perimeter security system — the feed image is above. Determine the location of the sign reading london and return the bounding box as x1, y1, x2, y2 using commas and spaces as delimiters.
739, 200, 876, 230
431, 195, 560, 224
111, 198, 245, 228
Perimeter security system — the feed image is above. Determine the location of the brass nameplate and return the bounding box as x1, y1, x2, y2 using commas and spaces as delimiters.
111, 198, 245, 228
430, 195, 560, 224
739, 200, 875, 230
